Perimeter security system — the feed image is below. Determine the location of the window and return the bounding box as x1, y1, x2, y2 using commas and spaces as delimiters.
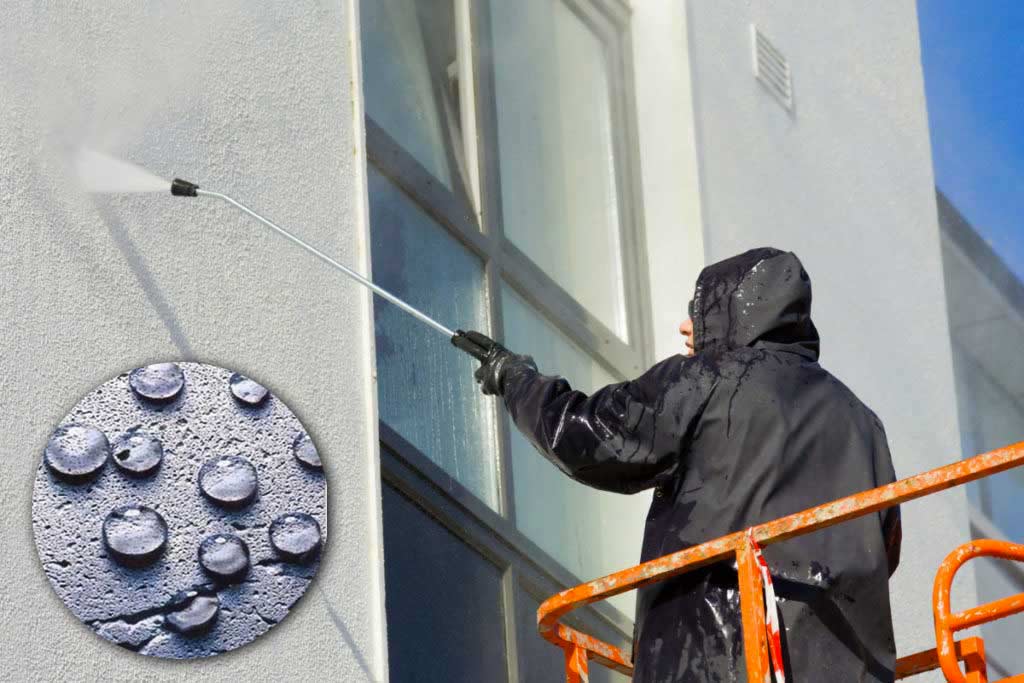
369, 167, 498, 508
488, 0, 628, 338
362, 0, 647, 678
382, 484, 508, 681
952, 348, 1024, 540
361, 0, 467, 198
501, 283, 644, 616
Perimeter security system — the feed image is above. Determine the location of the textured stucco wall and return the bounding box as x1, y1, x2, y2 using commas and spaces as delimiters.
0, 2, 387, 681
684, 0, 975, 674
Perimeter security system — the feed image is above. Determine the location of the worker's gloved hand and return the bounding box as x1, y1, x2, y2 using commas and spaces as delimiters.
451, 330, 520, 396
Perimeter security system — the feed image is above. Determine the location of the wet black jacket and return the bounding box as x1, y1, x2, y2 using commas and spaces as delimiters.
498, 248, 901, 682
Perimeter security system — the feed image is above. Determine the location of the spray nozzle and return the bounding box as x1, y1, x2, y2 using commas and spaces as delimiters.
170, 178, 200, 197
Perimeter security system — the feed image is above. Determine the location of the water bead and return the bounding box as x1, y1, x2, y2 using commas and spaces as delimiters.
110, 428, 163, 476
129, 363, 185, 401
198, 455, 258, 507
292, 432, 322, 470
198, 533, 250, 582
44, 424, 109, 481
269, 513, 321, 562
164, 587, 220, 635
229, 373, 269, 406
102, 505, 168, 566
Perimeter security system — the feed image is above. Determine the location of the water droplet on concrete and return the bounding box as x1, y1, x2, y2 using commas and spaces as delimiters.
110, 428, 163, 476
292, 433, 322, 470
198, 455, 258, 507
229, 373, 268, 406
44, 424, 110, 481
269, 513, 321, 562
102, 505, 167, 566
198, 533, 250, 582
129, 363, 184, 402
165, 586, 220, 635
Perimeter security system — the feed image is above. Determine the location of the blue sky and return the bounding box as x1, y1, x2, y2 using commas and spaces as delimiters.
917, 1, 1024, 281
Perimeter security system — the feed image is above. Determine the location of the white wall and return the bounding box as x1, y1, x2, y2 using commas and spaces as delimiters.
683, 0, 974, 672
0, 2, 387, 681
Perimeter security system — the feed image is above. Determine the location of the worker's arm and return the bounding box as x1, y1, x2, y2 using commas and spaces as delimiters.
883, 507, 901, 577
452, 330, 715, 494
870, 414, 902, 576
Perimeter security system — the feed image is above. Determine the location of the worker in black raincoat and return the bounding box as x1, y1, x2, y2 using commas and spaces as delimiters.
452, 247, 902, 682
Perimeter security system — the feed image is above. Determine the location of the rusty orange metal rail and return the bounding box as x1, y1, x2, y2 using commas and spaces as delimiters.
931, 540, 1024, 683
537, 441, 1024, 682
895, 636, 987, 681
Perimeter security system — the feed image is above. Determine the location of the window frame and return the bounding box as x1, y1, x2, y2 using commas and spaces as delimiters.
473, 0, 652, 379
364, 0, 645, 677
381, 423, 635, 668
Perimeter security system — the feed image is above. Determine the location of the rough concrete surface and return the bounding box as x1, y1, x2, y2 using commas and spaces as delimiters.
33, 362, 327, 659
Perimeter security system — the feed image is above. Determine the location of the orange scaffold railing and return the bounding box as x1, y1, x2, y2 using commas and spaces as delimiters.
537, 441, 1024, 683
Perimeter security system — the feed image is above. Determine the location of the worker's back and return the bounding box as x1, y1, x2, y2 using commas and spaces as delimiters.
634, 343, 899, 683
487, 247, 901, 682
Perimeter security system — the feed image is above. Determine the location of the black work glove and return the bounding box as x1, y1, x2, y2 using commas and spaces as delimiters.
451, 330, 517, 396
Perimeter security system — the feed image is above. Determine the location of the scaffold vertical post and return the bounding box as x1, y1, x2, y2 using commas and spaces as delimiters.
961, 637, 987, 683
738, 543, 771, 683
564, 644, 589, 683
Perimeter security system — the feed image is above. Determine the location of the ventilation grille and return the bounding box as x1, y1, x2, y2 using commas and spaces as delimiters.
751, 25, 792, 110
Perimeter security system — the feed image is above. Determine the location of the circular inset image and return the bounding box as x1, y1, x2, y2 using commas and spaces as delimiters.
32, 362, 327, 659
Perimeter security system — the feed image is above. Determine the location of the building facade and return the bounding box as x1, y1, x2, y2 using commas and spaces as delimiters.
939, 190, 1024, 678
1, 1, 1015, 681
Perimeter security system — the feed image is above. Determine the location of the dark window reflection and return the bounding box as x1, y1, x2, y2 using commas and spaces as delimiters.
383, 484, 508, 681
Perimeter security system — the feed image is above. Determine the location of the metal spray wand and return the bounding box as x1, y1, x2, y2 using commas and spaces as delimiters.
169, 178, 488, 353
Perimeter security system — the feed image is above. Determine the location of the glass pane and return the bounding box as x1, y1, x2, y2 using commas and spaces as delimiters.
361, 0, 460, 189
382, 485, 508, 682
516, 587, 631, 683
952, 348, 1024, 539
369, 167, 499, 508
502, 283, 647, 616
488, 0, 628, 338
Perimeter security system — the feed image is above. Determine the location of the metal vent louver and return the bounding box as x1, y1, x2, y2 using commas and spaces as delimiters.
751, 25, 792, 110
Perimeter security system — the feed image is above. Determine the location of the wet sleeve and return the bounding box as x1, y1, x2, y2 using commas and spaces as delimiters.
871, 415, 902, 576
499, 354, 712, 494
884, 506, 902, 577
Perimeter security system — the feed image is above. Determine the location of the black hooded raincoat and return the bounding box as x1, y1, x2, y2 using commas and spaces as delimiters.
497, 248, 901, 682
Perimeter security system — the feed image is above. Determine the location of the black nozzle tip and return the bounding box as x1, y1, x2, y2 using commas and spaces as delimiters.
171, 178, 199, 197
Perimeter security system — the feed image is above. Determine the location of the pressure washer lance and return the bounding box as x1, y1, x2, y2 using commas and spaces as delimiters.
170, 178, 493, 362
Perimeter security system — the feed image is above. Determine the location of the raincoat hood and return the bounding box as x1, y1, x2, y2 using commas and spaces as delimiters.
691, 247, 820, 359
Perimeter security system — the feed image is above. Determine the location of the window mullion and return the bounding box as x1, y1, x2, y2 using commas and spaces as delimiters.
486, 249, 517, 522
469, 0, 517, 525
607, 25, 655, 372
454, 0, 482, 222
502, 566, 522, 683
468, 0, 505, 243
